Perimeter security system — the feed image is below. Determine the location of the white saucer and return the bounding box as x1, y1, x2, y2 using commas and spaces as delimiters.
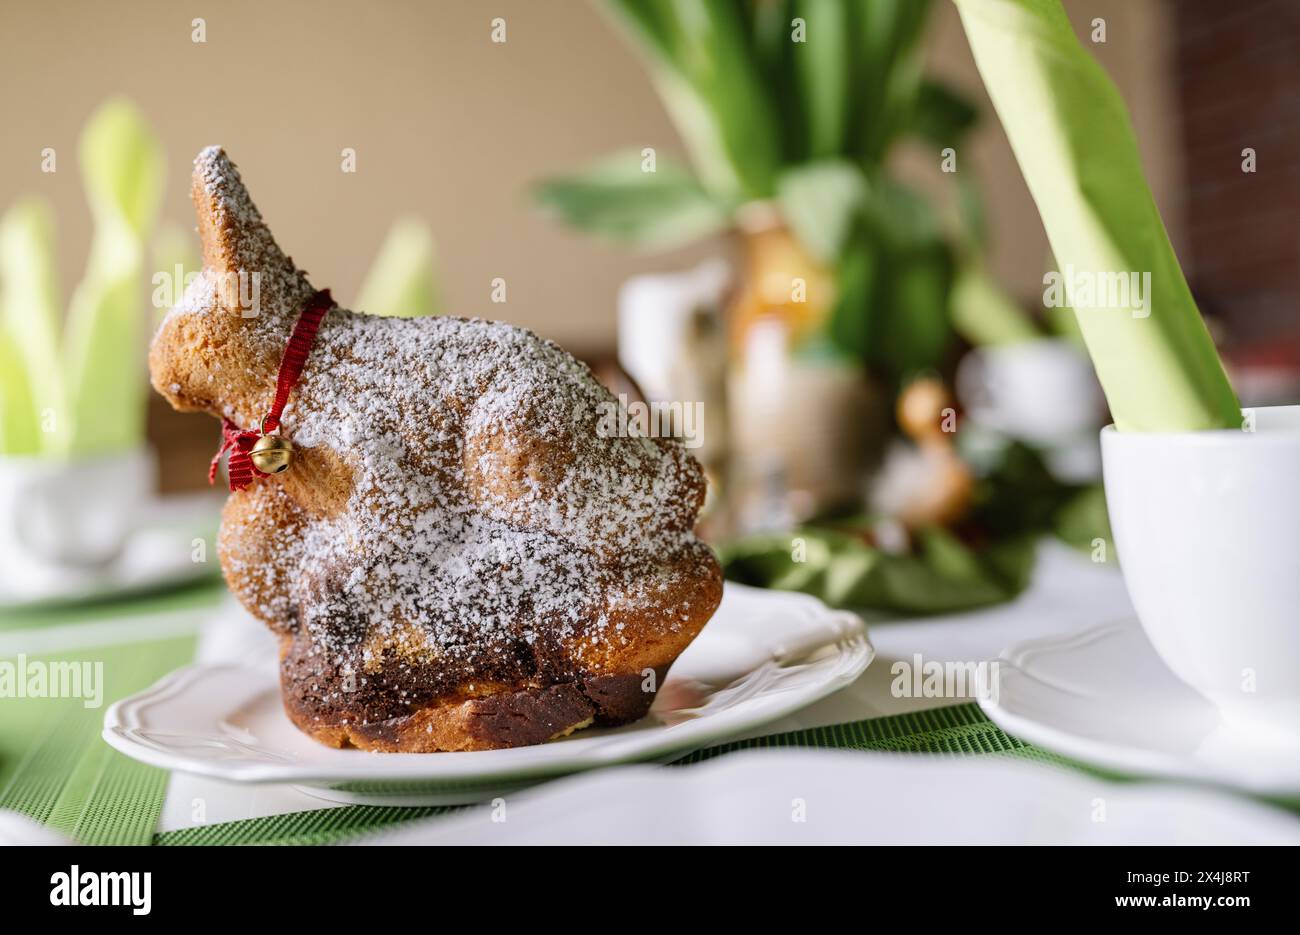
104, 583, 873, 804
979, 619, 1300, 798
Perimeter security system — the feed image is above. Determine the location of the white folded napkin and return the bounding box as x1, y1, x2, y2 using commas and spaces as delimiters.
356, 748, 1300, 845
0, 809, 74, 845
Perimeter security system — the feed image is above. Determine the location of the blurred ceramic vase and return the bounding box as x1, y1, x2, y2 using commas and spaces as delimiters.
0, 447, 154, 590
726, 209, 880, 530
617, 259, 731, 472
728, 319, 879, 531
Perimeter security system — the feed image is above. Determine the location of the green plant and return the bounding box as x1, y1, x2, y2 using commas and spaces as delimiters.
0, 98, 164, 457
536, 0, 1005, 384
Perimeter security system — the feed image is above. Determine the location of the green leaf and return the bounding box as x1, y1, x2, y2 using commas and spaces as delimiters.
955, 171, 987, 246
827, 234, 880, 361
64, 249, 148, 455
78, 98, 165, 235
1046, 302, 1086, 345
1042, 252, 1087, 345
535, 150, 730, 249
600, 0, 679, 59
791, 0, 851, 158
750, 0, 804, 163
876, 242, 954, 378
909, 79, 979, 148
1053, 484, 1116, 559
867, 527, 1034, 611
0, 199, 62, 454
720, 524, 1035, 614
863, 178, 941, 248
604, 0, 782, 199
776, 159, 868, 263
950, 264, 1040, 347
63, 99, 164, 455
847, 0, 936, 161
823, 179, 959, 380
356, 219, 441, 318
954, 0, 1239, 431
965, 438, 1071, 538
0, 324, 39, 454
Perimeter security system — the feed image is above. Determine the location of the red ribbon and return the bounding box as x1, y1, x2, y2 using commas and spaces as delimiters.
209, 289, 335, 491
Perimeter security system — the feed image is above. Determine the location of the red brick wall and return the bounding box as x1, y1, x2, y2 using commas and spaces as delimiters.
1173, 0, 1300, 345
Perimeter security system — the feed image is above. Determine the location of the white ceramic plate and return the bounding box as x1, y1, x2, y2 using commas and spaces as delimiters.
979, 619, 1300, 798
104, 583, 873, 804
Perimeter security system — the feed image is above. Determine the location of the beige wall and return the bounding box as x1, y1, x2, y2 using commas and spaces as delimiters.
0, 0, 1182, 352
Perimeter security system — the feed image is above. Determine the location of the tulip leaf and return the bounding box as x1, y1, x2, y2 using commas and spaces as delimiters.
776, 159, 867, 263
356, 219, 441, 318
954, 0, 1239, 431
63, 99, 164, 455
535, 151, 731, 249
0, 199, 62, 454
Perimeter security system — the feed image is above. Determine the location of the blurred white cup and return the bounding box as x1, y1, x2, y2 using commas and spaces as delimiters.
957, 338, 1105, 446
0, 447, 155, 579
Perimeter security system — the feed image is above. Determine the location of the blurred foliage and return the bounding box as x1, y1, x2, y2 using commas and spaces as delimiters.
356, 218, 442, 319
723, 525, 1036, 614
1052, 484, 1114, 558
0, 99, 164, 458
536, 0, 1032, 383
721, 437, 1113, 614
532, 151, 731, 249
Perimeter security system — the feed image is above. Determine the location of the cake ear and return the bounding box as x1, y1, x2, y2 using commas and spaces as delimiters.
191, 146, 299, 283
149, 148, 318, 418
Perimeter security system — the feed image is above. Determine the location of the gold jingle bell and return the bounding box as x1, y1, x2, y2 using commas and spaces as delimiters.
250, 417, 293, 474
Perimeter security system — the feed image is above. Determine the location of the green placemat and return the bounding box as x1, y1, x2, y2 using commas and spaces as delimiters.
153, 702, 1076, 846
0, 578, 224, 632
0, 583, 220, 844
156, 804, 457, 846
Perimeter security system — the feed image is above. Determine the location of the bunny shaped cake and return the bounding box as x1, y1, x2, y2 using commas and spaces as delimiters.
150, 147, 722, 751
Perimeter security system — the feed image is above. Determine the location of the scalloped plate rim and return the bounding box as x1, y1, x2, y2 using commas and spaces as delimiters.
978, 618, 1300, 797
103, 585, 873, 789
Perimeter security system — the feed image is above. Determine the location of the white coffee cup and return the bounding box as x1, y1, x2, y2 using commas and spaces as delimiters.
957, 338, 1105, 446
0, 448, 155, 584
1101, 407, 1300, 740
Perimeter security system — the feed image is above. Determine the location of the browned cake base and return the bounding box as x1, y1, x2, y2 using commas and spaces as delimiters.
283, 656, 670, 753
266, 535, 722, 752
